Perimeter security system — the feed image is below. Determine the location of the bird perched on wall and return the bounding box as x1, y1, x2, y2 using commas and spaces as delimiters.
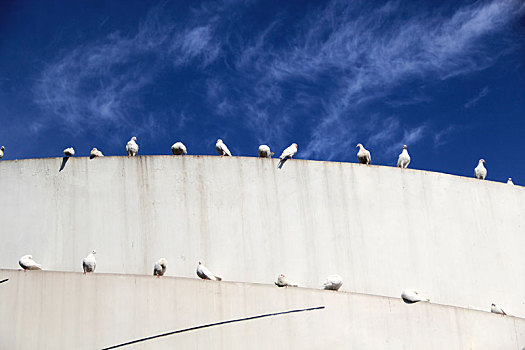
277, 143, 298, 169
322, 274, 343, 291
0, 146, 5, 159
18, 255, 42, 270
126, 137, 139, 156
82, 250, 97, 274
60, 148, 74, 172
275, 273, 298, 287
491, 303, 507, 315
215, 139, 232, 156
397, 145, 411, 168
258, 145, 274, 158
507, 178, 514, 185
356, 143, 371, 165
401, 289, 430, 304
90, 148, 104, 159
153, 258, 168, 277
474, 159, 487, 179
63, 147, 75, 157
196, 261, 222, 281
171, 142, 187, 155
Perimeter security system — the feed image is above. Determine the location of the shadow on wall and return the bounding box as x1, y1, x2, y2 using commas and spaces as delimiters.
59, 157, 69, 172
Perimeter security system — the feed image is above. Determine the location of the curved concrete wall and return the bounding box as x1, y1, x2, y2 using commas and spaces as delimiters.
1, 156, 524, 317
1, 270, 525, 350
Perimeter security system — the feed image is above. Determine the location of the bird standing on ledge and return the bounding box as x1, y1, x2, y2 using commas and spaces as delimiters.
277, 143, 298, 169
126, 137, 139, 156
356, 143, 371, 165
215, 139, 232, 156
401, 289, 429, 304
196, 261, 222, 281
275, 273, 298, 287
19, 255, 42, 270
258, 144, 274, 158
153, 258, 168, 277
171, 142, 187, 155
83, 250, 97, 274
397, 145, 410, 168
491, 303, 507, 315
474, 159, 487, 179
63, 147, 75, 157
90, 148, 104, 159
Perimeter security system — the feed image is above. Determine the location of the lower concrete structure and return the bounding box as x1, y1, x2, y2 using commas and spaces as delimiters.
1, 156, 525, 318
2, 156, 525, 348
1, 270, 524, 350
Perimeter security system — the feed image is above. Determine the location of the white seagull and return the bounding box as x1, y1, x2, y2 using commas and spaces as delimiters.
82, 250, 97, 274
491, 303, 507, 315
63, 147, 75, 157
322, 274, 343, 291
90, 148, 104, 159
0, 146, 5, 159
153, 258, 168, 277
126, 137, 139, 156
275, 273, 298, 287
215, 139, 232, 156
18, 255, 42, 270
401, 289, 430, 304
474, 159, 487, 180
507, 178, 514, 185
258, 145, 274, 158
171, 142, 187, 155
277, 143, 298, 169
397, 145, 411, 168
356, 143, 371, 165
196, 261, 222, 281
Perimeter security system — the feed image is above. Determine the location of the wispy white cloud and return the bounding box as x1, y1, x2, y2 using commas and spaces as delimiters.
34, 4, 223, 140
32, 0, 522, 158
464, 86, 489, 108
228, 0, 521, 159
432, 124, 473, 149
365, 116, 427, 157
384, 94, 432, 108
171, 25, 221, 67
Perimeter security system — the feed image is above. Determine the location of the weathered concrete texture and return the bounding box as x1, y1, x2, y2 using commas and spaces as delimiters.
0, 156, 524, 317
0, 270, 524, 350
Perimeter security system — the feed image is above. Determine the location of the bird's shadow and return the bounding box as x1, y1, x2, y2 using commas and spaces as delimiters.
59, 157, 69, 172
277, 158, 289, 169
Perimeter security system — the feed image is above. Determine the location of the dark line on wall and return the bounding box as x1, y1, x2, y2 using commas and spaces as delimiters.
102, 305, 325, 349
0, 279, 8, 284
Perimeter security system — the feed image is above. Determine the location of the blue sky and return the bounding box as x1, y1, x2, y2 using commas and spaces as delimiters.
0, 0, 524, 182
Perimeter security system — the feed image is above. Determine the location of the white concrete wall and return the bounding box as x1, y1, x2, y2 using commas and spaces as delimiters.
1, 156, 524, 318
1, 270, 524, 350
